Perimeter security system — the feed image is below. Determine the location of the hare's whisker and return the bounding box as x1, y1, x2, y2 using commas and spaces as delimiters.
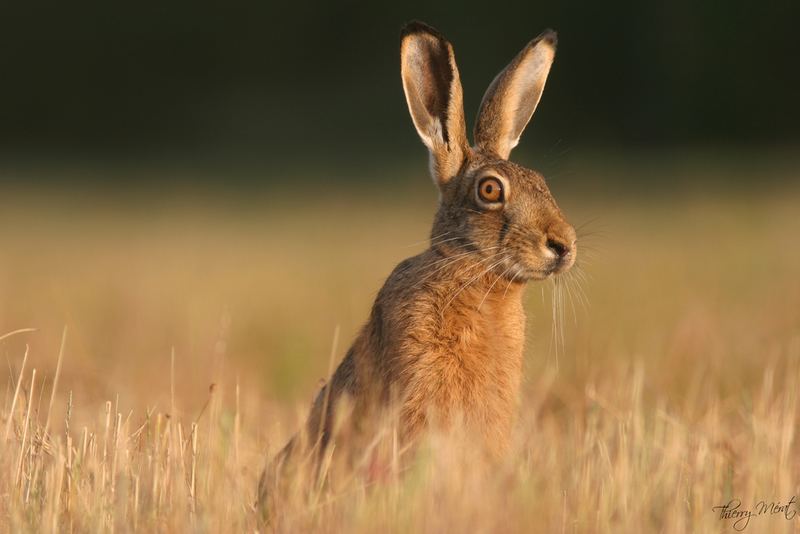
414, 245, 503, 287
575, 216, 604, 233
566, 270, 590, 313
477, 263, 515, 311
560, 293, 566, 361
562, 273, 579, 324
548, 277, 562, 371
502, 270, 520, 301
418, 248, 477, 271
440, 253, 509, 315
427, 243, 500, 267
403, 231, 452, 249
428, 236, 464, 247
573, 264, 592, 285
575, 230, 607, 240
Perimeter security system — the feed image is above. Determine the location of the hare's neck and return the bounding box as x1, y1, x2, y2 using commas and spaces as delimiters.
428, 248, 526, 308
446, 273, 525, 316
426, 256, 524, 318
432, 262, 527, 372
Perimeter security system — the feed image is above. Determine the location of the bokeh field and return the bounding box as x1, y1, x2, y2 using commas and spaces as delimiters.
1, 152, 799, 532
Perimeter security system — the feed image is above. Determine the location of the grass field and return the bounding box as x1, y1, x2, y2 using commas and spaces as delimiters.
1, 153, 799, 532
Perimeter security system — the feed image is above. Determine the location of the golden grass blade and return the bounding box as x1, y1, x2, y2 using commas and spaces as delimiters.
0, 328, 37, 344
4, 345, 29, 442
43, 326, 68, 440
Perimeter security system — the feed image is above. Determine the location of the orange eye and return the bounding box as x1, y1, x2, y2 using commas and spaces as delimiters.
477, 177, 504, 204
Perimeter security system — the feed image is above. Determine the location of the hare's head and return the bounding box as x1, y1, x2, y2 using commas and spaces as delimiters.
401, 21, 575, 281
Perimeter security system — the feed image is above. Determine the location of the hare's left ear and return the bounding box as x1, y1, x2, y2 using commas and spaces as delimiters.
474, 30, 557, 160
400, 21, 468, 186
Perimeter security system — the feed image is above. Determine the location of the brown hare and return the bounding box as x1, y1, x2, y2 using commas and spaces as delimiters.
259, 20, 576, 512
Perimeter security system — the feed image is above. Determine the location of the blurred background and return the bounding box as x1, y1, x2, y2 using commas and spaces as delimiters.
0, 1, 798, 420
2, 1, 799, 170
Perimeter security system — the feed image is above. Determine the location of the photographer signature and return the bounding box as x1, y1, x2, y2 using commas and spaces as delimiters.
712, 497, 797, 531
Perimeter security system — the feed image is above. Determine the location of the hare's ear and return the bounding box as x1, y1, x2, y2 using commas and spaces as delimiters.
474, 30, 557, 160
400, 21, 468, 185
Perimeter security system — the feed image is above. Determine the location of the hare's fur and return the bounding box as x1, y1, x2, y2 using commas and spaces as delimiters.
259, 21, 576, 510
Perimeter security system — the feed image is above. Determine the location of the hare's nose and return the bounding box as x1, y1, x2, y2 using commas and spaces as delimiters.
545, 222, 577, 259
546, 237, 572, 258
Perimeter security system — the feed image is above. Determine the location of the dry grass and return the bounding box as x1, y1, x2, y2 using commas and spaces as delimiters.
1, 160, 799, 532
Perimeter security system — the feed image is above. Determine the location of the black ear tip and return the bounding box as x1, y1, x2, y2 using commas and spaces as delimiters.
537, 28, 558, 47
401, 20, 445, 41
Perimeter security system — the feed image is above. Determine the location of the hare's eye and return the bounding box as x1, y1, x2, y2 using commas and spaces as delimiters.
477, 177, 504, 204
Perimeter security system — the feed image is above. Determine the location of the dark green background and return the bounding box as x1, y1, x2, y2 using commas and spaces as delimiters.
1, 1, 798, 173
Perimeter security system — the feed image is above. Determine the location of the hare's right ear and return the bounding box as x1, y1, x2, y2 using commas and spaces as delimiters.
400, 21, 468, 186
474, 30, 557, 160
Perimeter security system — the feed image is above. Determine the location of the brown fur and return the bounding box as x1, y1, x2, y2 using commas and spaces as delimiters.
258, 20, 576, 513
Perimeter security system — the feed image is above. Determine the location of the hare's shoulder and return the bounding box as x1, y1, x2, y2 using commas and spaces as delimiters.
365, 251, 445, 356
378, 249, 448, 299
372, 249, 456, 326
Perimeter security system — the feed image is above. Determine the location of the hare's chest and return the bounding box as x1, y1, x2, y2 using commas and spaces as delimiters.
405, 295, 526, 442
449, 303, 525, 400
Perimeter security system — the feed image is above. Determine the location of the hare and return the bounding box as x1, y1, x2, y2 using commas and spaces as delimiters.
259, 20, 576, 511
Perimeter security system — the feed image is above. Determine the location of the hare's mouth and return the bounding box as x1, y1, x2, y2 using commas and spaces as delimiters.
499, 262, 554, 282
502, 253, 575, 282
549, 254, 576, 275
